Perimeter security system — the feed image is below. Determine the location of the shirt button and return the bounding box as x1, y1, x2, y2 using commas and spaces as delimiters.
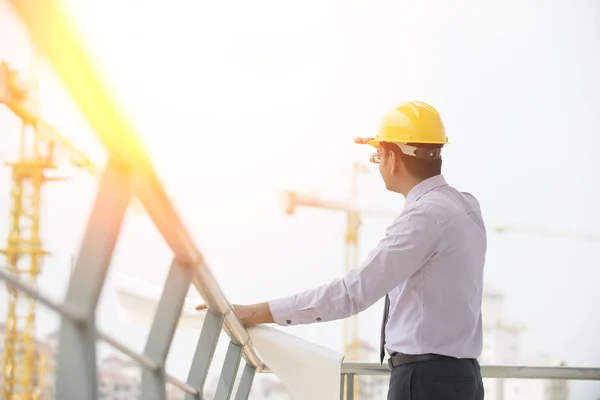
316, 317, 322, 321
286, 320, 292, 324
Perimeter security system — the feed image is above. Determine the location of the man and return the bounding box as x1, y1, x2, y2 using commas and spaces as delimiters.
198, 101, 486, 399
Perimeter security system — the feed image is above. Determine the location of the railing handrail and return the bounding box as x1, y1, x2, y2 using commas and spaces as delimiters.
338, 361, 600, 381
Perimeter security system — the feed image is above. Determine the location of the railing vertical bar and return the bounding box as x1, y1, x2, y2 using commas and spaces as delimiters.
214, 341, 243, 400
233, 363, 256, 400
142, 259, 194, 399
346, 373, 355, 400
185, 310, 225, 399
55, 158, 132, 400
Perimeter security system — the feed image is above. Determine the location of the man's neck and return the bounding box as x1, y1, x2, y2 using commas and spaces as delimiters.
398, 176, 428, 198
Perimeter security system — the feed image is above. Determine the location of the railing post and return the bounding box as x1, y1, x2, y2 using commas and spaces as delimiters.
233, 363, 256, 400
346, 373, 355, 400
186, 310, 225, 399
214, 341, 243, 400
142, 259, 194, 399
54, 158, 132, 400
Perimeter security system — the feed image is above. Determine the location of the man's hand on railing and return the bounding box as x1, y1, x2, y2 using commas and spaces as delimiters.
195, 302, 274, 327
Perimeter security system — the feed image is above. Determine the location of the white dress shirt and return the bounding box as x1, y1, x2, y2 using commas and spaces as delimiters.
269, 175, 486, 359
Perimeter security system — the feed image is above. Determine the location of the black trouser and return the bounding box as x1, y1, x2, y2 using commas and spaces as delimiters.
387, 357, 484, 399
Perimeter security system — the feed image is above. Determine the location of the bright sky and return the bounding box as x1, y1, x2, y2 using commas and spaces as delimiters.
1, 0, 599, 398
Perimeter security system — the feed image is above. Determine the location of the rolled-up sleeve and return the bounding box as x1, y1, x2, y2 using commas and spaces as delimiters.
268, 207, 439, 326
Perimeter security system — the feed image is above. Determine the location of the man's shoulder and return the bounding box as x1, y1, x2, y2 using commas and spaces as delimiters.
457, 189, 481, 205
388, 203, 438, 233
434, 181, 482, 208
413, 185, 483, 224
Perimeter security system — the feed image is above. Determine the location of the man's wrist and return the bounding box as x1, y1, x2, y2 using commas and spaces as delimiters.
242, 302, 274, 326
253, 302, 274, 324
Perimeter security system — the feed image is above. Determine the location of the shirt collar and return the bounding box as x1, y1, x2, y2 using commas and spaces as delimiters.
404, 175, 448, 207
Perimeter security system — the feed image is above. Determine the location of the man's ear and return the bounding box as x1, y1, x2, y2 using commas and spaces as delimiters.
389, 150, 398, 174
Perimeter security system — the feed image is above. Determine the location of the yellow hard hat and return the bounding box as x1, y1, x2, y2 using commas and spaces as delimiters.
367, 101, 448, 147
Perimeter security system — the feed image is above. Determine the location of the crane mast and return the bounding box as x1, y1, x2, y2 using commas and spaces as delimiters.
343, 163, 363, 400
0, 54, 101, 398
283, 161, 369, 399
0, 49, 52, 400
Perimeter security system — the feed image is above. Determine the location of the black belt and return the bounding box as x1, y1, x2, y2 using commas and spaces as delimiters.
387, 352, 456, 370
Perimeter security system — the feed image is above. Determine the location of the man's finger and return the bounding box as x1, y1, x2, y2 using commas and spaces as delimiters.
353, 137, 374, 144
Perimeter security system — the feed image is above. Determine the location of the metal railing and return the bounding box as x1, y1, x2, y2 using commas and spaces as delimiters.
2, 1, 599, 400
3, 0, 266, 399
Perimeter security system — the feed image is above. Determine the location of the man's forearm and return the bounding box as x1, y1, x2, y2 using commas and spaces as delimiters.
268, 277, 355, 326
196, 302, 274, 327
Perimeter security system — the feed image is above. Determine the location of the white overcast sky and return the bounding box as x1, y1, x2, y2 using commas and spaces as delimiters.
0, 0, 599, 398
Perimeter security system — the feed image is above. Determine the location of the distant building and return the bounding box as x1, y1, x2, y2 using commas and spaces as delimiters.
481, 283, 569, 400
97, 354, 184, 400
98, 355, 142, 399
480, 284, 526, 400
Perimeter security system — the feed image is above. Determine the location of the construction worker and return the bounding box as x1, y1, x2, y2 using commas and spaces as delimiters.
197, 101, 486, 399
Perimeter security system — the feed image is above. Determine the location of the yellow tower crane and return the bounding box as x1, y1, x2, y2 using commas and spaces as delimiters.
0, 55, 101, 399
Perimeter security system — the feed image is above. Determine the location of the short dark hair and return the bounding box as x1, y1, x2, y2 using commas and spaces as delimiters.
381, 142, 442, 179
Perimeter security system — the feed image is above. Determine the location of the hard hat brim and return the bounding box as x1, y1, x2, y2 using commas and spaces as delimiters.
367, 139, 449, 147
